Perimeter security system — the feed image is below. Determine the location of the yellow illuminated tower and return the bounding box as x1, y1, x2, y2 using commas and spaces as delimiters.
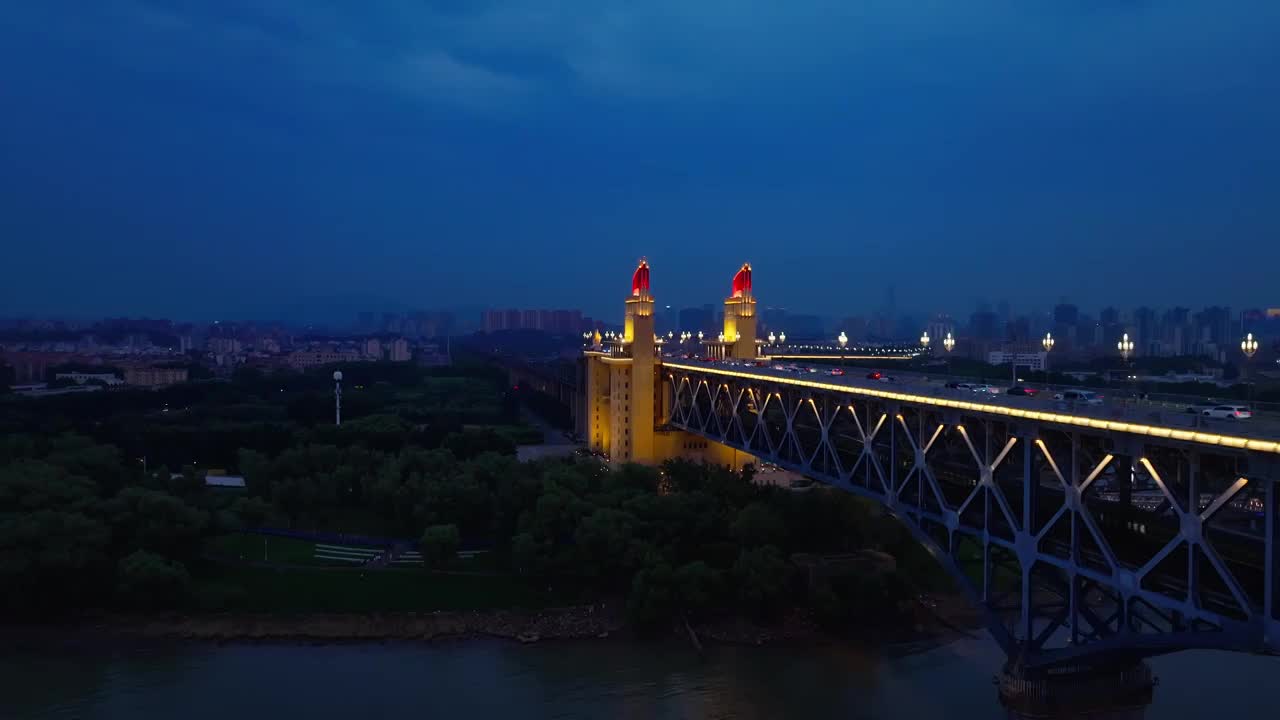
722, 263, 758, 360
583, 259, 656, 463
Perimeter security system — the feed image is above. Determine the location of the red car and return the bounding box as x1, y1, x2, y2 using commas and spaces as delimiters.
1007, 386, 1039, 397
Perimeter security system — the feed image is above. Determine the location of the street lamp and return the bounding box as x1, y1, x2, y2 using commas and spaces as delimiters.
768, 331, 776, 345
943, 332, 956, 380
920, 331, 930, 349
1042, 332, 1055, 353
1242, 333, 1259, 405
1117, 332, 1134, 361
1242, 333, 1259, 358
1117, 333, 1136, 400
779, 331, 786, 345
333, 370, 343, 426
837, 331, 848, 368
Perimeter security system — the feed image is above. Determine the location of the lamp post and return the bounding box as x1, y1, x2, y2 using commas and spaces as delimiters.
768, 331, 776, 345
1242, 333, 1259, 406
1040, 331, 1055, 389
1117, 332, 1133, 361
943, 332, 955, 380
333, 370, 343, 426
779, 331, 786, 346
920, 331, 930, 350
837, 331, 848, 368
1117, 333, 1135, 401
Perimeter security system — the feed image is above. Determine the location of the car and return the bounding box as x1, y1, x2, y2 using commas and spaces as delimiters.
879, 375, 898, 383
866, 371, 883, 380
969, 384, 1000, 394
1054, 390, 1104, 405
1007, 386, 1038, 397
946, 381, 975, 390
1199, 405, 1252, 420
827, 368, 845, 376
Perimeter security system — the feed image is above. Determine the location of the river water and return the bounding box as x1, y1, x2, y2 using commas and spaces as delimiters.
2, 635, 1275, 719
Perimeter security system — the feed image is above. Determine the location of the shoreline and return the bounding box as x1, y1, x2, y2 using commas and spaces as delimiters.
3, 601, 981, 654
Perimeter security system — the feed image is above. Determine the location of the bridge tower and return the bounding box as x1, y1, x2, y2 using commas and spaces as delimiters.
584, 259, 656, 463
721, 263, 758, 360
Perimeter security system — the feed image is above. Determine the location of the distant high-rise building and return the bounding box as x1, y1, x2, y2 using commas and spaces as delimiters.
839, 316, 869, 341
1007, 316, 1031, 343
388, 338, 411, 362
678, 306, 714, 334
970, 310, 999, 341
1053, 303, 1079, 326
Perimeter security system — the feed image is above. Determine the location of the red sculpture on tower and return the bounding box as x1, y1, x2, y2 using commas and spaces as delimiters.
631, 258, 650, 297
731, 263, 752, 298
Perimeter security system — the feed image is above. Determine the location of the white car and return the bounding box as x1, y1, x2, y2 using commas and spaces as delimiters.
970, 384, 1000, 394
1198, 405, 1252, 420
1053, 390, 1104, 405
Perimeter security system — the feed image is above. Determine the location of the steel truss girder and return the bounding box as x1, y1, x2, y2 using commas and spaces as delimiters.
665, 368, 1280, 667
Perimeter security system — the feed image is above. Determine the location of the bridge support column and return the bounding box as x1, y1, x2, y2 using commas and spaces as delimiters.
997, 661, 1155, 719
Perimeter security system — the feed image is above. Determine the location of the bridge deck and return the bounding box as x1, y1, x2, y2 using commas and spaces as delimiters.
664, 360, 1280, 454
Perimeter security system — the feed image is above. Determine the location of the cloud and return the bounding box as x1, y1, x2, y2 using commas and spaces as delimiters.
394, 51, 529, 106
13, 0, 1280, 111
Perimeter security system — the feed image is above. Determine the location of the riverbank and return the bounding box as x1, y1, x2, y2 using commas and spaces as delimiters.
4, 594, 981, 651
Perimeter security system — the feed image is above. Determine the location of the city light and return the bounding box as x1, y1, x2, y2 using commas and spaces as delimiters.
1242, 333, 1259, 358
837, 331, 848, 348
943, 332, 955, 353
768, 331, 776, 344
1042, 332, 1055, 353
779, 332, 786, 344
920, 331, 930, 348
1117, 332, 1134, 361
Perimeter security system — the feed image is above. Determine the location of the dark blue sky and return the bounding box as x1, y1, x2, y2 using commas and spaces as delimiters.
2, 1, 1278, 323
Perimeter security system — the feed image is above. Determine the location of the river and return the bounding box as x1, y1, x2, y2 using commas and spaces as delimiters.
2, 635, 1275, 719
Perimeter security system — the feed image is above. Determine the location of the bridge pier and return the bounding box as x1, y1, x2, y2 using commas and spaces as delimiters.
997, 661, 1155, 719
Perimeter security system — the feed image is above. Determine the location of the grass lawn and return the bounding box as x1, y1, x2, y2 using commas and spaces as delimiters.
205, 533, 318, 565
195, 563, 580, 613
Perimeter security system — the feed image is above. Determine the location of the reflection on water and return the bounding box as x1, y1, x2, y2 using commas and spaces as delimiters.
2, 636, 1276, 719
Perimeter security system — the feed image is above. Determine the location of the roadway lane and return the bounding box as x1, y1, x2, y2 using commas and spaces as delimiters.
664, 357, 1280, 445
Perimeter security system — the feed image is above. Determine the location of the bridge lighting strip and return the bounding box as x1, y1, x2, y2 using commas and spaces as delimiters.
765, 354, 915, 361
664, 361, 1280, 455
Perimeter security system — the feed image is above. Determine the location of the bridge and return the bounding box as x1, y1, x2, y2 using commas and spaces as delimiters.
580, 260, 1278, 716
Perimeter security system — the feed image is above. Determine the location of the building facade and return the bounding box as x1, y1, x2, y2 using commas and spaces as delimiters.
582, 261, 756, 468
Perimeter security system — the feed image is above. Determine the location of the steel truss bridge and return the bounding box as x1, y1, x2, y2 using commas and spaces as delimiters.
666, 361, 1280, 670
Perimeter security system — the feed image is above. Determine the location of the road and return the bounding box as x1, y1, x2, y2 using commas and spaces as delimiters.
665, 358, 1280, 443
517, 405, 583, 461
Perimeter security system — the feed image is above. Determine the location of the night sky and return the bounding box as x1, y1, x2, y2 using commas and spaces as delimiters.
2, 2, 1278, 322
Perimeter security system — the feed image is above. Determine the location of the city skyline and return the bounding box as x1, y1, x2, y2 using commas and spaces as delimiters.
3, 3, 1279, 320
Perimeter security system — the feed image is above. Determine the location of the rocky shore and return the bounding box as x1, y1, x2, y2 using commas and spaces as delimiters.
87, 604, 626, 643
5, 594, 980, 650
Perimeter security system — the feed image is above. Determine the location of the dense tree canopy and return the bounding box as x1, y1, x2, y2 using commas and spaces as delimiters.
0, 360, 934, 633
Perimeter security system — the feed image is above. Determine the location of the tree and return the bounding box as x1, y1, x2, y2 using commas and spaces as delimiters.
734, 545, 791, 620
420, 524, 460, 569
627, 561, 676, 630
0, 509, 112, 611
674, 560, 723, 618
731, 502, 787, 548
105, 487, 209, 560
511, 532, 540, 575
574, 508, 637, 581
116, 550, 191, 608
